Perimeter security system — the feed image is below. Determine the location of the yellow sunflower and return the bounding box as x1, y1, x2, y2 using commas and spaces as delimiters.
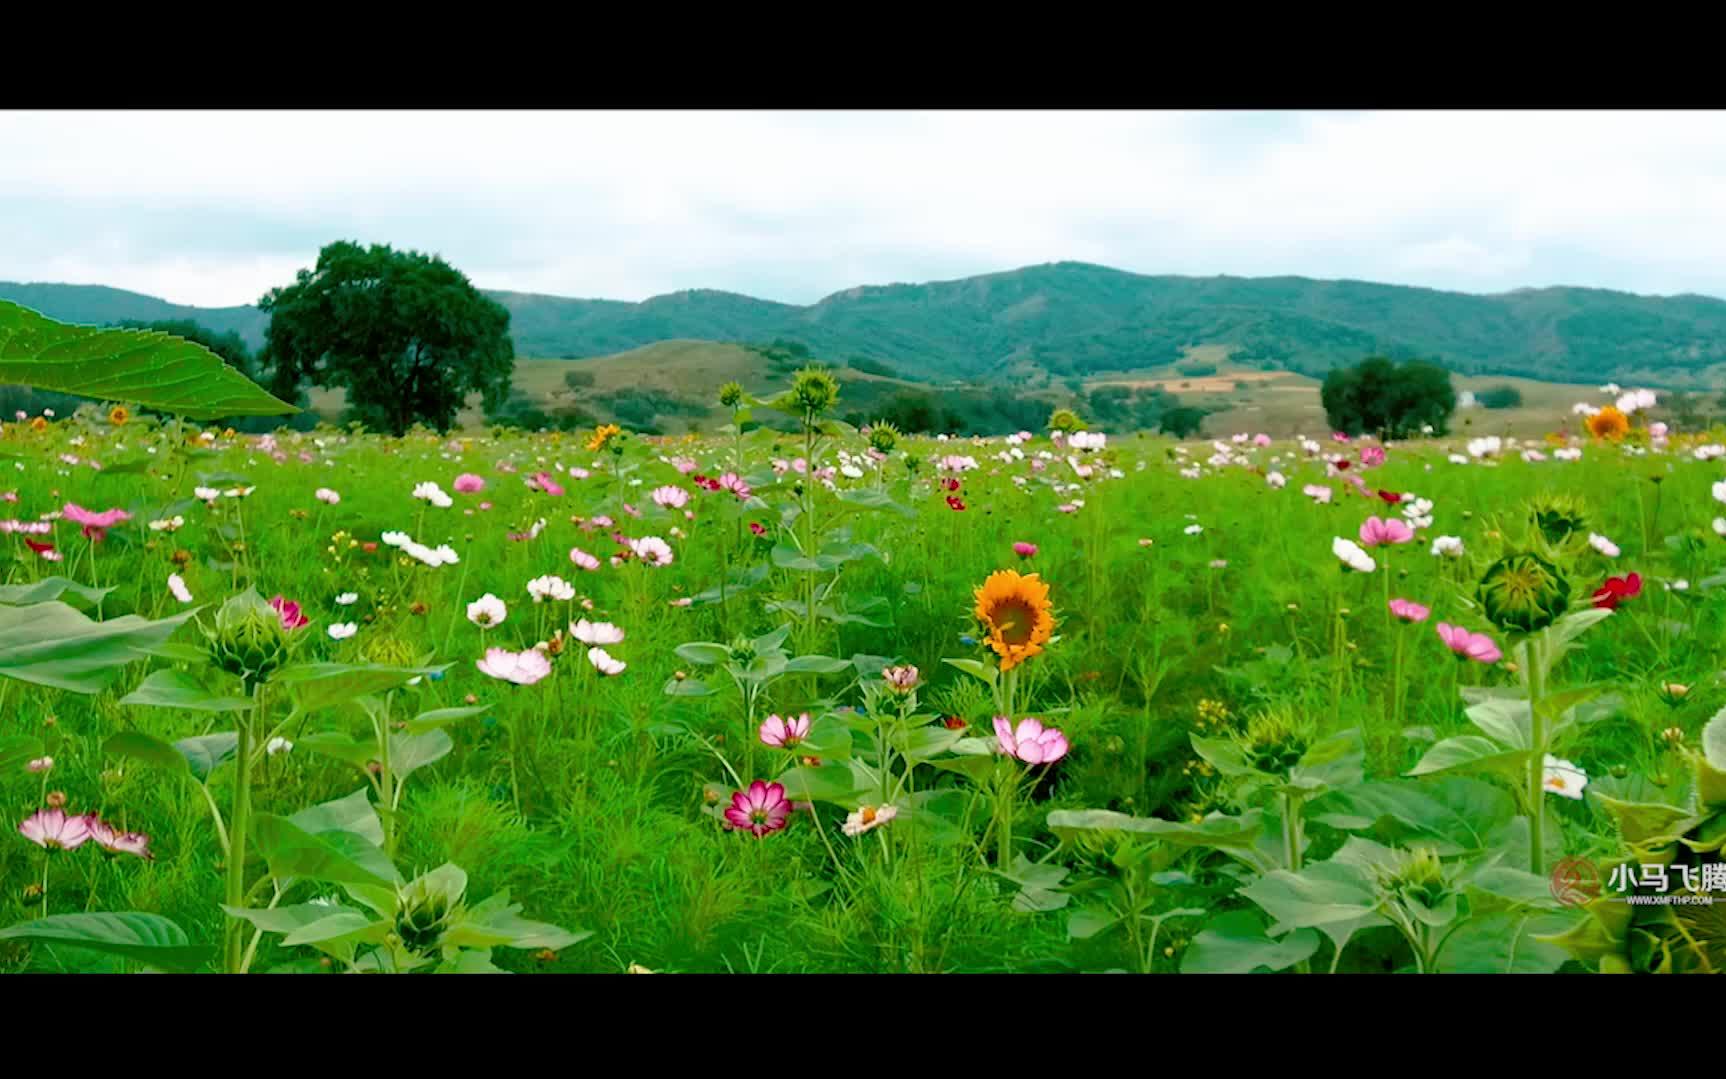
973, 570, 1055, 671
108, 405, 129, 426
587, 423, 622, 453
1586, 406, 1630, 441
29, 417, 47, 433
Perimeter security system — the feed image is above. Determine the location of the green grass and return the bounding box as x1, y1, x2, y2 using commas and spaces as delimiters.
1, 403, 1722, 973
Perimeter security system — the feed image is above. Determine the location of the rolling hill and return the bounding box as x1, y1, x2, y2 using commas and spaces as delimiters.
7, 262, 1726, 389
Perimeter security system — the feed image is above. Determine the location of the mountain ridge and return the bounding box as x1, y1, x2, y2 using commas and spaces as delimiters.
6, 262, 1726, 388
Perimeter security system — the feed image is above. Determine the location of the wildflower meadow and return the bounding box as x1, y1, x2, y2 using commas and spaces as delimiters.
2, 312, 1725, 974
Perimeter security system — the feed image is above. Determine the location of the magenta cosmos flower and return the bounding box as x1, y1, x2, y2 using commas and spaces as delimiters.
19, 808, 91, 851
268, 595, 310, 630
1436, 622, 1502, 664
454, 473, 486, 494
528, 471, 566, 496
1013, 541, 1038, 558
62, 503, 132, 542
759, 713, 811, 748
1389, 598, 1431, 623
85, 816, 152, 860
723, 781, 792, 836
1359, 445, 1386, 468
993, 716, 1070, 765
1358, 516, 1414, 547
476, 647, 552, 685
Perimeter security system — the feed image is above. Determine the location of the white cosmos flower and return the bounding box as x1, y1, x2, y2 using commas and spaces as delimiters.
1183, 524, 1203, 535
1554, 448, 1582, 461
476, 647, 552, 685
1588, 533, 1621, 558
466, 593, 508, 627
1431, 535, 1465, 558
1333, 537, 1376, 573
1715, 518, 1726, 538
431, 544, 459, 566
572, 618, 625, 645
148, 516, 185, 532
841, 804, 899, 836
527, 575, 576, 603
266, 737, 294, 756
314, 488, 341, 505
1712, 481, 1726, 505
167, 573, 193, 604
381, 530, 412, 548
335, 592, 359, 606
194, 486, 222, 502
1542, 755, 1589, 800
328, 622, 358, 640
840, 464, 863, 479
413, 482, 453, 508
629, 536, 674, 567
1266, 471, 1286, 489
650, 486, 689, 510
587, 646, 627, 676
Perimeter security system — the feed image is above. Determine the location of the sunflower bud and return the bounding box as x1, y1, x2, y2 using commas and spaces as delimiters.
394, 870, 465, 955
867, 422, 900, 455
203, 588, 292, 688
718, 381, 745, 409
789, 367, 840, 417
1377, 846, 1450, 911
1241, 708, 1313, 776
1048, 407, 1084, 434
1477, 551, 1570, 634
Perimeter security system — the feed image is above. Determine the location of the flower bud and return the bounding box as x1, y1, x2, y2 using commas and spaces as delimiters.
1478, 551, 1570, 634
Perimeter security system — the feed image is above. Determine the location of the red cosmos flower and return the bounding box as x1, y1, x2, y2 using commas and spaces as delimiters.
748, 522, 767, 537
24, 538, 60, 562
946, 495, 967, 511
361, 542, 379, 553
1592, 573, 1643, 610
1377, 489, 1404, 504
940, 477, 961, 492
1334, 459, 1352, 471
942, 715, 968, 731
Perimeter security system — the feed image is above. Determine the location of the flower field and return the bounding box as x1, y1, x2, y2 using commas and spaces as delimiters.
4, 375, 1726, 974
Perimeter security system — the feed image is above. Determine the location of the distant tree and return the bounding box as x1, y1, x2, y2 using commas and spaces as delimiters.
258, 241, 514, 435
563, 369, 596, 391
1321, 356, 1456, 439
846, 356, 898, 378
1476, 384, 1523, 410
1159, 406, 1207, 440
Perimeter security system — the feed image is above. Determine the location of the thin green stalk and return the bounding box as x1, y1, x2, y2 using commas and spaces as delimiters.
1526, 633, 1547, 876
224, 687, 261, 975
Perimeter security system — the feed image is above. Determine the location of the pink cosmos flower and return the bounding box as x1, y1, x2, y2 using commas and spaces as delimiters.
1359, 446, 1386, 468
476, 647, 553, 685
1013, 542, 1038, 558
568, 467, 590, 480
993, 716, 1070, 765
1436, 623, 1502, 664
759, 713, 812, 748
569, 546, 601, 571
62, 503, 131, 542
1332, 432, 1352, 443
1253, 433, 1272, 447
670, 456, 698, 474
314, 487, 341, 505
26, 757, 52, 774
528, 471, 566, 496
1303, 484, 1333, 504
881, 665, 921, 693
268, 595, 309, 630
19, 808, 91, 851
1389, 598, 1431, 623
723, 781, 792, 836
717, 473, 752, 500
454, 473, 486, 494
85, 816, 153, 860
651, 485, 690, 510
1358, 516, 1414, 547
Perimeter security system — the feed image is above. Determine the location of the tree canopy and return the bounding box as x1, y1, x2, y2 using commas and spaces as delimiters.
258, 242, 514, 435
1320, 356, 1457, 439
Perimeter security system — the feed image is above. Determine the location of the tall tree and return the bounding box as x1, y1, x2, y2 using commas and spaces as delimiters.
1321, 356, 1456, 439
258, 242, 514, 435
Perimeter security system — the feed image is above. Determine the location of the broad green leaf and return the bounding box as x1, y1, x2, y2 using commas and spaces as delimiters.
389, 730, 453, 781
0, 576, 113, 607
1289, 729, 1365, 791
102, 731, 188, 776
774, 762, 861, 804
281, 912, 386, 949
0, 912, 212, 973
404, 704, 489, 733
752, 624, 793, 655
1046, 808, 1264, 850
1238, 861, 1389, 956
673, 642, 731, 666
1407, 735, 1530, 780
119, 669, 254, 713
1704, 706, 1726, 772
783, 654, 851, 675
275, 661, 450, 713
1180, 910, 1321, 974
251, 813, 396, 888
0, 734, 46, 773
895, 725, 964, 762
222, 901, 363, 936
1435, 910, 1576, 973
1310, 777, 1516, 857
797, 714, 853, 759
1592, 793, 1697, 846
290, 788, 386, 847
298, 732, 378, 771
1189, 734, 1260, 778
0, 601, 200, 693
663, 676, 714, 697
941, 657, 997, 686
0, 300, 297, 418
834, 487, 914, 517
175, 732, 239, 781
1068, 906, 1121, 940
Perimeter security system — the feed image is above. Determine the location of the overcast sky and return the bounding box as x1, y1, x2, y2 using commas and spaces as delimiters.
5, 110, 1726, 309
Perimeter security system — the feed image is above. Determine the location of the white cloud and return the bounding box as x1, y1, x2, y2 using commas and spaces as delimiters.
4, 110, 1726, 307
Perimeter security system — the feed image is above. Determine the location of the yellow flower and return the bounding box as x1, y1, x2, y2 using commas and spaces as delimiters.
29, 417, 47, 433
108, 405, 129, 426
1586, 406, 1630, 441
972, 570, 1055, 672
586, 423, 622, 453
